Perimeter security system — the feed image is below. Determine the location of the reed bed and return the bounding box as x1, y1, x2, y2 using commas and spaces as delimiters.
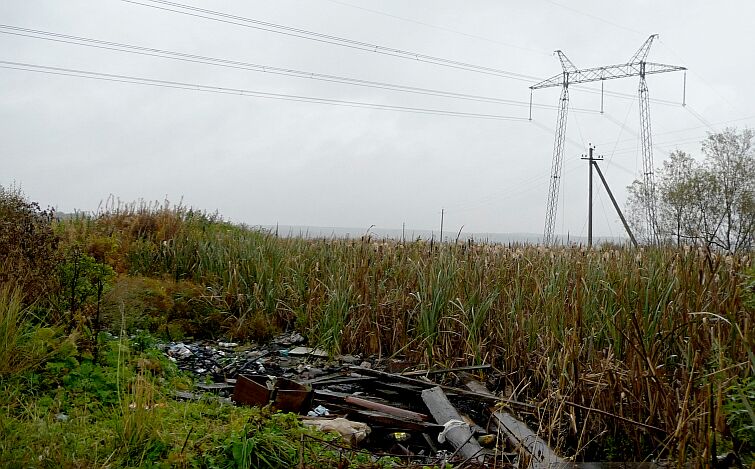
61, 204, 754, 462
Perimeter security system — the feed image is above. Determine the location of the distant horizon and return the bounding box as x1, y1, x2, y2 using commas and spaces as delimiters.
52, 205, 631, 245
256, 223, 630, 246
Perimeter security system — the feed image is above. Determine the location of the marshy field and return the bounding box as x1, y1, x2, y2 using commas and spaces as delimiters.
1, 190, 753, 467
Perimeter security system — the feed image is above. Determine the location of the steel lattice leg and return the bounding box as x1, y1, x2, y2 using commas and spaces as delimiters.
638, 75, 658, 243
543, 85, 569, 245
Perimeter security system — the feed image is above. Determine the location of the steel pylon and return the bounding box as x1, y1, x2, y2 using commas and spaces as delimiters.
638, 72, 658, 243
543, 76, 570, 245
531, 35, 685, 245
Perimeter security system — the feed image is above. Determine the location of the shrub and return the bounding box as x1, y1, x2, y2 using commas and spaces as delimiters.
0, 185, 61, 304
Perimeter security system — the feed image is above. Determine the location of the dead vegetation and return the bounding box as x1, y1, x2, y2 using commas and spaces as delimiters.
52, 201, 751, 462
1, 192, 752, 463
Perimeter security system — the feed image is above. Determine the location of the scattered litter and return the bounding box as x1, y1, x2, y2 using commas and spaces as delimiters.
307, 404, 330, 417
390, 432, 410, 442
167, 343, 192, 358
274, 331, 305, 346
158, 332, 576, 467
437, 419, 469, 444
232, 375, 313, 413
288, 346, 329, 358
477, 434, 496, 447
302, 417, 371, 445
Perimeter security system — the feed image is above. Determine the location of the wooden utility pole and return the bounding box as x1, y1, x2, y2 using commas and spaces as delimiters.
581, 145, 602, 247
581, 144, 638, 248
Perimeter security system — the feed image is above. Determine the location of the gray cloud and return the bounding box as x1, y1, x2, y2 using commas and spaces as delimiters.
2, 0, 753, 239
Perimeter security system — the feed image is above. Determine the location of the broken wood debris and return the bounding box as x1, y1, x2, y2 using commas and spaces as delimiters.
421, 386, 486, 464
344, 395, 430, 422
162, 334, 599, 467
223, 362, 562, 466
353, 365, 536, 409
462, 375, 565, 469
287, 346, 329, 358
401, 363, 492, 377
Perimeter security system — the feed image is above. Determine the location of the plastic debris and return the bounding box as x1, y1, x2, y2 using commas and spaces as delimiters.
307, 404, 330, 417
437, 419, 469, 444
302, 418, 371, 445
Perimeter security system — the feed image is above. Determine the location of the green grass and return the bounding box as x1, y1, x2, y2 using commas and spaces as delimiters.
0, 327, 396, 468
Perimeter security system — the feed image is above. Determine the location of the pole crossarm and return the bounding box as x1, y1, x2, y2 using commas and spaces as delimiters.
530, 62, 686, 89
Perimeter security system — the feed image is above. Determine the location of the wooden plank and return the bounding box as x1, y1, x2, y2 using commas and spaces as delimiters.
421, 386, 485, 464
492, 411, 565, 469
462, 376, 564, 469
314, 389, 352, 400
402, 364, 491, 376
353, 366, 535, 409
298, 371, 349, 385
462, 377, 492, 396
173, 390, 232, 404
195, 382, 235, 392
288, 346, 328, 358
347, 409, 442, 432
351, 366, 436, 388
305, 376, 376, 387
344, 395, 429, 422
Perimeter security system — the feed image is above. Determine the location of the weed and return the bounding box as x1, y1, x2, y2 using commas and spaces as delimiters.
0, 285, 60, 377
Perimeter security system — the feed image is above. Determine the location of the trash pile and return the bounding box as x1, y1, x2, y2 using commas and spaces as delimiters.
160, 333, 563, 468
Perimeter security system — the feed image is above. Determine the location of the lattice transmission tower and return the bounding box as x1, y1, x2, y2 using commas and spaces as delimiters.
531, 35, 686, 245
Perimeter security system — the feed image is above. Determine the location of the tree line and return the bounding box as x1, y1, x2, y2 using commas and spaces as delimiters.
627, 127, 754, 252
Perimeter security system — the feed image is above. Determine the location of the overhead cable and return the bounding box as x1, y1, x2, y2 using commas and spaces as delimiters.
0, 25, 599, 113
121, 1, 687, 108
0, 60, 532, 121
320, 0, 551, 56
120, 0, 539, 82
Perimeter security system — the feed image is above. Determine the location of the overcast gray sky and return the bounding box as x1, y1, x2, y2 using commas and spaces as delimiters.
2, 0, 754, 239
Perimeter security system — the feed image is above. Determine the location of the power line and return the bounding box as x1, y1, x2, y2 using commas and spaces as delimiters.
120, 0, 540, 82
596, 113, 755, 148
540, 0, 645, 36
609, 136, 705, 157
658, 38, 747, 116
0, 60, 533, 121
446, 121, 587, 214
0, 25, 600, 114
320, 0, 551, 56
605, 98, 636, 162
569, 83, 683, 107
446, 163, 582, 214
121, 1, 687, 109
684, 104, 716, 131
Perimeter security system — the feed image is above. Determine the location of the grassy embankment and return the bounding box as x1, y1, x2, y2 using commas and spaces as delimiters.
1, 190, 753, 466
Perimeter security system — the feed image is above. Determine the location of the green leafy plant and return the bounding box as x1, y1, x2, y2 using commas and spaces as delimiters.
724, 375, 755, 460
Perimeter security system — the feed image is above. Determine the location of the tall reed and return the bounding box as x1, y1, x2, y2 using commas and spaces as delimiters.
58, 206, 754, 461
